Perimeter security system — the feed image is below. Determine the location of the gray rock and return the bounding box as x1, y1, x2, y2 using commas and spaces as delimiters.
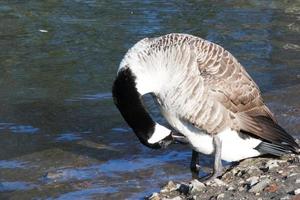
288, 173, 299, 177
162, 197, 182, 200
249, 179, 271, 193
149, 192, 160, 200
246, 176, 259, 187
177, 184, 189, 195
211, 178, 227, 186
294, 188, 300, 195
280, 196, 291, 200
217, 193, 225, 199
189, 179, 205, 194
161, 181, 177, 193
227, 186, 235, 191
265, 160, 279, 170
296, 179, 300, 184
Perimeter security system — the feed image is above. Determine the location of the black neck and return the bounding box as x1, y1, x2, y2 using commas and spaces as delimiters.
112, 68, 160, 149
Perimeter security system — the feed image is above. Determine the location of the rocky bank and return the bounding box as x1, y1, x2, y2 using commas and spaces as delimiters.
146, 140, 300, 200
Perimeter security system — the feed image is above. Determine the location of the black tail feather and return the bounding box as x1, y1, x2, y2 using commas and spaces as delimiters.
255, 141, 297, 157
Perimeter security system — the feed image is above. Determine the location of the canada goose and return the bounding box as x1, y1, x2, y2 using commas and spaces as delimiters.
112, 33, 299, 181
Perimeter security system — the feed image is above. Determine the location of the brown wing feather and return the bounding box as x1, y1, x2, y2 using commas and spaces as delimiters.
196, 42, 298, 150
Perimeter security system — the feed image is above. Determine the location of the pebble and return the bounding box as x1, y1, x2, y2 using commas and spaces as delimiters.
212, 178, 227, 186
227, 186, 235, 191
265, 160, 279, 170
162, 197, 182, 200
294, 188, 300, 195
293, 194, 300, 200
238, 186, 244, 191
177, 184, 189, 195
189, 179, 205, 194
246, 176, 259, 187
288, 173, 299, 177
161, 181, 177, 193
264, 183, 278, 192
280, 196, 290, 200
249, 179, 271, 193
296, 179, 300, 184
216, 193, 225, 199
149, 192, 160, 200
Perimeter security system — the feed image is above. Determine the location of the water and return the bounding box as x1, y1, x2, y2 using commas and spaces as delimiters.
0, 0, 299, 199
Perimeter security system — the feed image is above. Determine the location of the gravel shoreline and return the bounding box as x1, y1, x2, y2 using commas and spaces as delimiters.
146, 140, 300, 200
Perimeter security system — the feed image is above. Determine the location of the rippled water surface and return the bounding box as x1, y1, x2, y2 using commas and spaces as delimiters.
0, 0, 299, 199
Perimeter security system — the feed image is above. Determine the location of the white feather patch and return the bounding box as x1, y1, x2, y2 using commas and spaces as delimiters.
147, 124, 171, 144
218, 128, 262, 162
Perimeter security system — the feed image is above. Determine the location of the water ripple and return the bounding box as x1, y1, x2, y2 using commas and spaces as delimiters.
52, 187, 117, 200
0, 181, 36, 192
0, 160, 28, 169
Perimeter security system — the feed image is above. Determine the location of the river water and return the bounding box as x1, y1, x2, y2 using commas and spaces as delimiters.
0, 0, 299, 199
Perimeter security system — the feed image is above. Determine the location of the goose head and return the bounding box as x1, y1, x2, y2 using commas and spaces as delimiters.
112, 66, 173, 149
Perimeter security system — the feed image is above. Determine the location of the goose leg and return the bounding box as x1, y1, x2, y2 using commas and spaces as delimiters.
198, 135, 223, 182
190, 150, 200, 179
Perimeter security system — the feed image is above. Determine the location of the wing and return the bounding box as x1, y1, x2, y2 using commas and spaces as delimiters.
180, 40, 298, 150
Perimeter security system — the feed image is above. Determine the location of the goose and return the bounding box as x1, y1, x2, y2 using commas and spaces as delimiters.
112, 33, 299, 181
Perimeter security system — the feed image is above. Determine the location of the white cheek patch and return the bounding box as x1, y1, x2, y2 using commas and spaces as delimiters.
148, 124, 171, 144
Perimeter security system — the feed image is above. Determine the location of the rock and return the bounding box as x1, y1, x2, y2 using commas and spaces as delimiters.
289, 173, 299, 177
149, 192, 160, 200
246, 176, 259, 187
189, 179, 205, 194
294, 188, 300, 195
177, 184, 189, 195
148, 140, 300, 200
249, 179, 271, 193
162, 197, 182, 200
293, 194, 300, 200
264, 183, 278, 192
265, 160, 279, 170
238, 186, 244, 191
227, 186, 235, 191
216, 193, 225, 199
211, 178, 227, 186
280, 196, 290, 200
161, 181, 177, 193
